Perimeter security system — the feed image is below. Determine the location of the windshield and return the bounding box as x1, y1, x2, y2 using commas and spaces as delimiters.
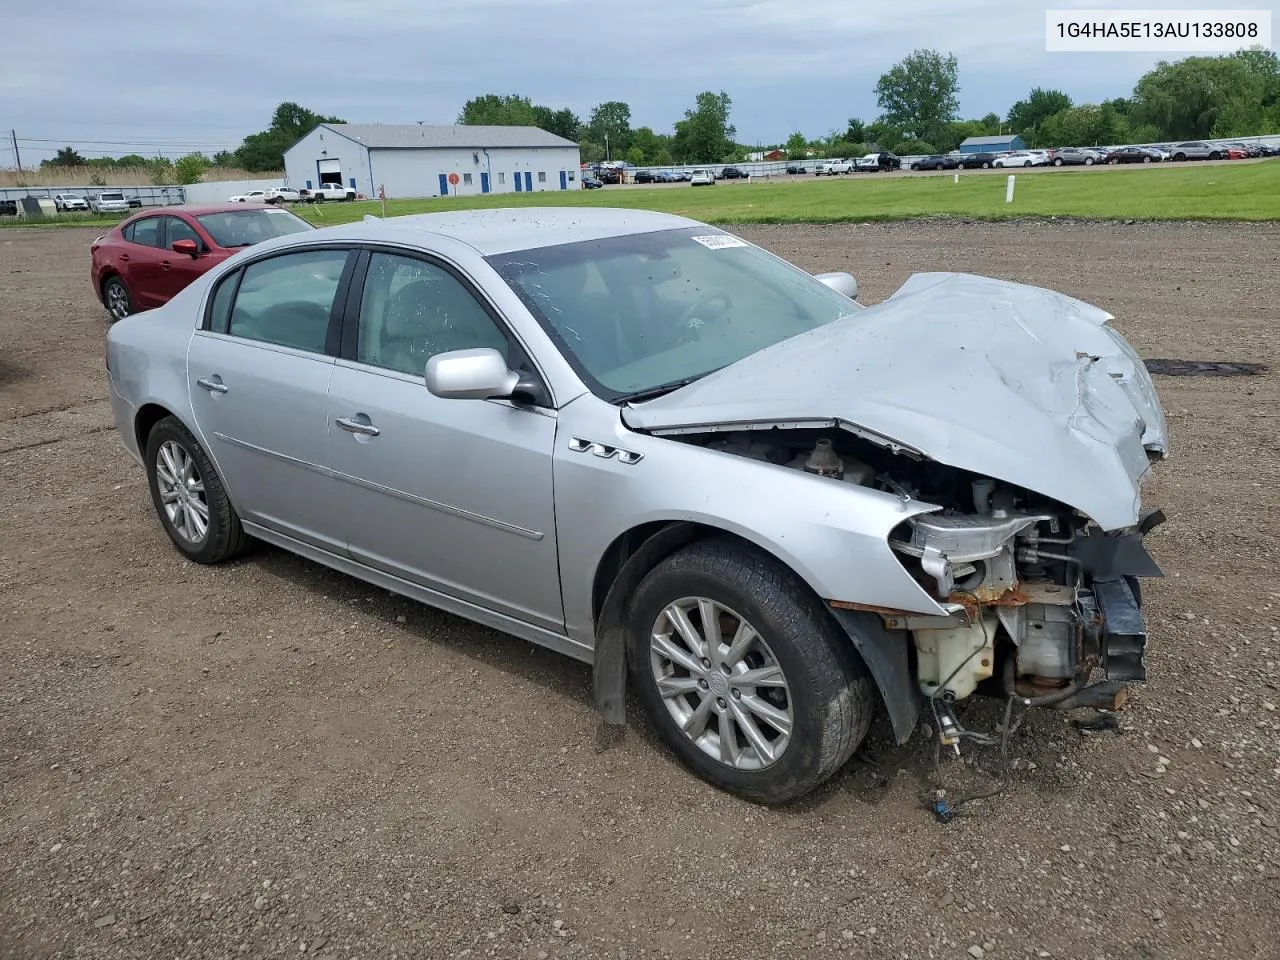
195, 208, 313, 248
487, 227, 861, 401
101, 193, 124, 200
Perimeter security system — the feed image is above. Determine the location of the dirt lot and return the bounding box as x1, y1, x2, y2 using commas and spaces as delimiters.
2, 222, 1278, 960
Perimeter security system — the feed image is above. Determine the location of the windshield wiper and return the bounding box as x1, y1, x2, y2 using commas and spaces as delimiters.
617, 376, 704, 405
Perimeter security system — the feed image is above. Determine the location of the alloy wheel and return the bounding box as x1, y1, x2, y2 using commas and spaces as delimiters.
649, 597, 793, 770
155, 440, 209, 544
106, 282, 130, 321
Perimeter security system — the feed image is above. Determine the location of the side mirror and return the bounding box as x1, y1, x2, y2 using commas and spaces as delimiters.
814, 271, 858, 300
172, 238, 200, 258
425, 348, 519, 400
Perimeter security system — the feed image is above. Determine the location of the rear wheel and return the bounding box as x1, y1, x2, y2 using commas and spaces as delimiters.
1208, 151, 1221, 161
1053, 158, 1064, 166
144, 416, 251, 565
1143, 156, 1152, 163
1173, 153, 1186, 161
103, 276, 132, 322
628, 538, 874, 803
981, 161, 991, 169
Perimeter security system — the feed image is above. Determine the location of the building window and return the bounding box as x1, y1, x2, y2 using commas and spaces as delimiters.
569, 172, 576, 181
463, 173, 473, 185
498, 172, 505, 184
538, 171, 547, 183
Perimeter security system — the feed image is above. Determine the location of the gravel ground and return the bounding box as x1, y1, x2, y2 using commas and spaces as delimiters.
2, 222, 1278, 960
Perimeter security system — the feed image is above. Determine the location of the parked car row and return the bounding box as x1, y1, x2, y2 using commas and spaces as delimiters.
909, 139, 1278, 171
227, 185, 354, 204
813, 153, 903, 175
585, 163, 753, 185
50, 191, 142, 212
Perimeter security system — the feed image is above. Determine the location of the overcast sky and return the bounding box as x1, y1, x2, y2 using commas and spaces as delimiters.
1, 0, 1233, 161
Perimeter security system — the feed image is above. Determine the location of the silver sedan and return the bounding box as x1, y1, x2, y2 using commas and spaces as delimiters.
106, 209, 1168, 802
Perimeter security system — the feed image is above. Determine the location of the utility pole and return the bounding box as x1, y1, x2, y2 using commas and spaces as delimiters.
10, 129, 21, 172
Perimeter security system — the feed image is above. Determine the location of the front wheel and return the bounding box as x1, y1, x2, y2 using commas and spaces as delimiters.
1143, 156, 1152, 163
1084, 157, 1094, 165
628, 538, 874, 803
144, 416, 252, 565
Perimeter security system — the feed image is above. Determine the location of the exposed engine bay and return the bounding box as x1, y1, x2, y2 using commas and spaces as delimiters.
683, 427, 1162, 742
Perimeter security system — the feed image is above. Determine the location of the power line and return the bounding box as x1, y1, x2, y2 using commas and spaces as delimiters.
19, 137, 237, 147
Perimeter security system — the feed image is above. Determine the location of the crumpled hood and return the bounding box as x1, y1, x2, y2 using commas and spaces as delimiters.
622, 272, 1168, 531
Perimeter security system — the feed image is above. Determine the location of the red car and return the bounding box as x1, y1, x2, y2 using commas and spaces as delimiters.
1223, 145, 1249, 160
91, 203, 313, 322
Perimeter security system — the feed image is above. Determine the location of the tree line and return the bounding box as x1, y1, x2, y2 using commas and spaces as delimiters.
39, 48, 1280, 178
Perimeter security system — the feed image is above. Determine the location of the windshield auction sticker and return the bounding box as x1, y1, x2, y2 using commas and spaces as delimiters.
691, 235, 749, 249
1046, 9, 1271, 51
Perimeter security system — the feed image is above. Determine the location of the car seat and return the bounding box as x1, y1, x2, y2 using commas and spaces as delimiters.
381, 279, 506, 376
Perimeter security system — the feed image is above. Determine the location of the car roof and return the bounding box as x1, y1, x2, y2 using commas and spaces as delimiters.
130, 203, 284, 218
308, 207, 702, 256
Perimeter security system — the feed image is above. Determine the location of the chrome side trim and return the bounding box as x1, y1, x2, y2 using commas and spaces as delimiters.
330, 469, 543, 541
213, 432, 542, 539
240, 520, 589, 662
213, 432, 330, 477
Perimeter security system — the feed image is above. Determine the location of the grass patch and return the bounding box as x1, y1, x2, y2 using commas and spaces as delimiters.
0, 211, 125, 229
4, 161, 1276, 230
295, 160, 1280, 227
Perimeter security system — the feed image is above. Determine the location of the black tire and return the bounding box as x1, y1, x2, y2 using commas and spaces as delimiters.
981, 161, 991, 169
627, 537, 875, 804
1085, 157, 1094, 165
1173, 153, 1185, 162
1209, 152, 1220, 161
102, 275, 132, 323
1053, 158, 1064, 166
1143, 156, 1152, 163
315, 194, 325, 202
144, 416, 251, 565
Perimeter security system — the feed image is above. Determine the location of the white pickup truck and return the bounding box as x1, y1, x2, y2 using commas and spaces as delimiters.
304, 184, 357, 202
228, 187, 301, 204
815, 159, 853, 175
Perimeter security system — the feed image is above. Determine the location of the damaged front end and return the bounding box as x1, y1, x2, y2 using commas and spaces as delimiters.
880, 475, 1162, 720
675, 427, 1164, 745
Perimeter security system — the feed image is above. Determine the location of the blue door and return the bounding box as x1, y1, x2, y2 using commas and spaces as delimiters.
480, 172, 490, 194
349, 177, 356, 190
524, 172, 533, 192
438, 174, 449, 196
559, 171, 567, 190
514, 173, 522, 193
305, 179, 313, 190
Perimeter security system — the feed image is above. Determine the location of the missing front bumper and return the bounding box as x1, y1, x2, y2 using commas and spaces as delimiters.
1094, 577, 1148, 683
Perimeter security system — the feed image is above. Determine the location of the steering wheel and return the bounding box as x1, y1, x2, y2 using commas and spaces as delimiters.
675, 293, 732, 339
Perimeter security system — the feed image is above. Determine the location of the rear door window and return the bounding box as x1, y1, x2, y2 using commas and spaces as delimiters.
124, 217, 163, 247
226, 249, 349, 353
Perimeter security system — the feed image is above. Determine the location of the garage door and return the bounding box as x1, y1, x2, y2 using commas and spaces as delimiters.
317, 159, 341, 175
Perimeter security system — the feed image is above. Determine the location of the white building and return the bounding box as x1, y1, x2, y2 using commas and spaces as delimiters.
283, 124, 582, 199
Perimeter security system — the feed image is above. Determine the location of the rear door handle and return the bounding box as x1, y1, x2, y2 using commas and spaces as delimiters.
197, 376, 228, 394
335, 416, 380, 437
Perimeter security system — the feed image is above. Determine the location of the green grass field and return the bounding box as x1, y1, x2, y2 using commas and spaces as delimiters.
294, 160, 1280, 226
4, 160, 1277, 230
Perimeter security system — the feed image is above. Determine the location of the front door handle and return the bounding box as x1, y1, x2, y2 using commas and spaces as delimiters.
197, 376, 228, 394
335, 415, 380, 437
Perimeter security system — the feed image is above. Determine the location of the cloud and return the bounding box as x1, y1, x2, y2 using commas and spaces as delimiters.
3, 0, 1216, 157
